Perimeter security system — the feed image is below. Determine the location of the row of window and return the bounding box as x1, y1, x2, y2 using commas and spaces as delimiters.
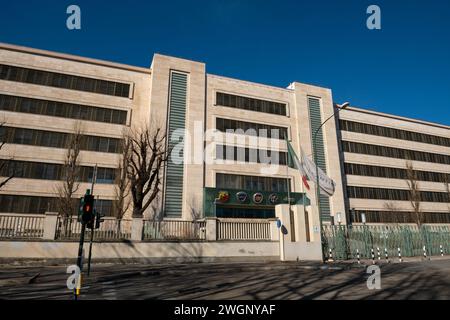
0, 64, 130, 98
342, 141, 450, 165
216, 118, 288, 140
216, 144, 288, 165
0, 160, 116, 184
344, 163, 450, 183
340, 119, 450, 148
347, 186, 450, 203
0, 94, 128, 125
216, 92, 287, 116
0, 195, 115, 216
216, 173, 289, 193
351, 210, 450, 224
0, 126, 122, 154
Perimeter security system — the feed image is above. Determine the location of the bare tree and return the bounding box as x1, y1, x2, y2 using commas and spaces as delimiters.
188, 196, 204, 240
188, 196, 202, 221
56, 124, 83, 235
0, 121, 14, 189
113, 135, 131, 234
383, 201, 403, 224
405, 160, 423, 227
125, 125, 171, 218
444, 174, 450, 213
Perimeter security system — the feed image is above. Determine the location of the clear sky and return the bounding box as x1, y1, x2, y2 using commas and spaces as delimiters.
1, 0, 449, 126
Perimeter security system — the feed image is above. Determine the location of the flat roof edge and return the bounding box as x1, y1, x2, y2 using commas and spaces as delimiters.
0, 42, 152, 74
342, 105, 450, 130
207, 74, 293, 93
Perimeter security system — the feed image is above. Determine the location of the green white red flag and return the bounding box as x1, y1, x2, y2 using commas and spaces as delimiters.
286, 139, 336, 197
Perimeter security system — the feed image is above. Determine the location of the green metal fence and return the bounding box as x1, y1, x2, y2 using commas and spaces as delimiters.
322, 224, 450, 261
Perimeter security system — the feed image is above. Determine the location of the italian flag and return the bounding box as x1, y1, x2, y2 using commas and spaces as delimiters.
286, 139, 310, 191
286, 139, 336, 197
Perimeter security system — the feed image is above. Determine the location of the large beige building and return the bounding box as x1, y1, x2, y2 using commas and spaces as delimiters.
0, 43, 449, 224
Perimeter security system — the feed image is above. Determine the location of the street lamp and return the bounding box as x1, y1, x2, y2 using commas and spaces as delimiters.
313, 102, 349, 262
336, 212, 342, 226
361, 212, 367, 225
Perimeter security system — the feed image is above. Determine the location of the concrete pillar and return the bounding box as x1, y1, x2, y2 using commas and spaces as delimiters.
205, 218, 217, 241
309, 204, 322, 242
275, 204, 323, 261
292, 205, 307, 244
131, 218, 144, 241
269, 219, 279, 242
43, 212, 59, 240
275, 204, 291, 261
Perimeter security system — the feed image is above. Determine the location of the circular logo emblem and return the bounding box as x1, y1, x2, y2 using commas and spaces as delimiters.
269, 193, 279, 205
218, 191, 230, 203
236, 192, 248, 203
253, 193, 264, 204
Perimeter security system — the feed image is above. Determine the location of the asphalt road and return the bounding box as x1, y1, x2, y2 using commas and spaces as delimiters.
1, 258, 449, 300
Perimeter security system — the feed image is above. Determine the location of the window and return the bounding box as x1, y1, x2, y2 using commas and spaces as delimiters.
352, 210, 450, 224
0, 195, 115, 216
345, 163, 450, 183
340, 119, 450, 148
216, 118, 288, 140
216, 173, 289, 192
0, 159, 115, 184
216, 92, 287, 116
0, 94, 127, 125
342, 141, 450, 165
216, 144, 287, 165
347, 186, 449, 203
0, 64, 131, 98
1, 126, 122, 154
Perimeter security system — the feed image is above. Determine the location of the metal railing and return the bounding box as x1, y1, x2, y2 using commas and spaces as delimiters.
322, 224, 450, 260
0, 215, 44, 239
55, 216, 132, 241
143, 219, 206, 241
217, 218, 271, 241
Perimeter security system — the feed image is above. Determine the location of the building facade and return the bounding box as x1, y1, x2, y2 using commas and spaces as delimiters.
0, 43, 449, 224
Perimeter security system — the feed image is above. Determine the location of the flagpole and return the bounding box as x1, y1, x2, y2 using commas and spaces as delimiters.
286, 140, 292, 263
312, 102, 349, 263
286, 139, 292, 211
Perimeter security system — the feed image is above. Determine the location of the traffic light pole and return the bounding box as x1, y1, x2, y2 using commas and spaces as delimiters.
87, 221, 94, 276
74, 221, 86, 300
87, 166, 98, 277
74, 188, 94, 300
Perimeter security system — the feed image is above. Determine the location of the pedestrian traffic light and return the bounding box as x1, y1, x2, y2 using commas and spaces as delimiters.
95, 210, 106, 229
86, 209, 95, 229
77, 197, 84, 222
81, 194, 95, 225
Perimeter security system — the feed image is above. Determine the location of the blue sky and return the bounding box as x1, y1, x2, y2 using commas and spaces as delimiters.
1, 0, 449, 125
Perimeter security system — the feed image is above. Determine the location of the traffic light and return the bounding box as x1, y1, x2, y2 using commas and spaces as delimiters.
77, 197, 84, 222
86, 209, 95, 229
95, 210, 106, 229
81, 194, 95, 225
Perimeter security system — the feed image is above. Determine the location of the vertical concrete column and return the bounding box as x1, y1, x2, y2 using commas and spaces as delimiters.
309, 204, 322, 242
205, 218, 217, 241
293, 205, 307, 244
131, 218, 144, 241
275, 204, 291, 261
43, 212, 59, 240
269, 219, 279, 242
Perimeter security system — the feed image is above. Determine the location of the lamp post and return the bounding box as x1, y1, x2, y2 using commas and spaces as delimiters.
361, 212, 367, 225
313, 102, 349, 262
336, 212, 342, 226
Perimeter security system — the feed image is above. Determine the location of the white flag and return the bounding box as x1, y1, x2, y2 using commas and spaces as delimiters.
287, 139, 336, 197
300, 148, 336, 196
